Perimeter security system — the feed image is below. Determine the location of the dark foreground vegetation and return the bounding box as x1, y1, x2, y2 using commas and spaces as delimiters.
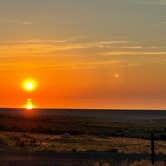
0, 108, 166, 140
0, 108, 166, 165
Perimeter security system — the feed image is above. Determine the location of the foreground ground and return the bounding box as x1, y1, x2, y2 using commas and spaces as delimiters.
0, 109, 166, 165
0, 151, 165, 166
0, 131, 165, 165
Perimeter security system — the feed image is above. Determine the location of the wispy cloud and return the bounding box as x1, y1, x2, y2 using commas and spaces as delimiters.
0, 39, 132, 55
95, 41, 130, 48
116, 46, 143, 49
0, 39, 165, 72
101, 51, 166, 56
1, 19, 33, 25
0, 39, 165, 58
21, 21, 33, 25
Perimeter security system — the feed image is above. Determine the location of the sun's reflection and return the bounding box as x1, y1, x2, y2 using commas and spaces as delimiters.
25, 98, 33, 110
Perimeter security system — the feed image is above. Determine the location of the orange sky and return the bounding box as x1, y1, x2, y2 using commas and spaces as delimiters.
0, 40, 165, 109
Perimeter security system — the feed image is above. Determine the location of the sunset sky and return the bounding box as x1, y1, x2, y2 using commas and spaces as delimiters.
0, 0, 166, 109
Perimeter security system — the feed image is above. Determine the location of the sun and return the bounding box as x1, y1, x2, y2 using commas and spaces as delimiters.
26, 82, 33, 90
22, 79, 37, 92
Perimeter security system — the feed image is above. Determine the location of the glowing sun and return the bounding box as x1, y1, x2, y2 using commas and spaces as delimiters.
22, 79, 37, 91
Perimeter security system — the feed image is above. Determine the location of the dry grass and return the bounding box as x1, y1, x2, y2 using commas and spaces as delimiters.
0, 131, 165, 165
0, 131, 165, 155
87, 160, 166, 166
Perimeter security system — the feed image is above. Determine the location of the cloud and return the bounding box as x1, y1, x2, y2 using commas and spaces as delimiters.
0, 40, 87, 55
1, 19, 33, 25
101, 51, 166, 56
116, 46, 143, 49
21, 21, 33, 25
95, 41, 130, 48
0, 39, 132, 55
0, 39, 165, 72
0, 39, 165, 59
141, 51, 166, 55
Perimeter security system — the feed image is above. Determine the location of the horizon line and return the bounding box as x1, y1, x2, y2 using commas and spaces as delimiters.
0, 107, 165, 111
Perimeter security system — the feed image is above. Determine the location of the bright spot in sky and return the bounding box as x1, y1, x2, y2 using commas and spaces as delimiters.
26, 98, 33, 110
22, 79, 37, 91
114, 73, 120, 79
26, 82, 33, 90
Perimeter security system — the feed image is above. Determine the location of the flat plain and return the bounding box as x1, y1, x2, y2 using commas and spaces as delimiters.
0, 108, 166, 166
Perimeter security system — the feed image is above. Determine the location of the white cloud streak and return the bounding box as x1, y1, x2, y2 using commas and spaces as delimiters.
1, 19, 33, 25
0, 40, 165, 58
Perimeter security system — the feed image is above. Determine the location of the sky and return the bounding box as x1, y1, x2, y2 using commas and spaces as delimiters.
0, 0, 166, 109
